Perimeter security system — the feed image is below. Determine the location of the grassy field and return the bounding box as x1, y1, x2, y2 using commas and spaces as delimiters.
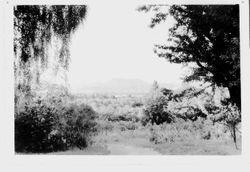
50, 93, 241, 155
51, 128, 241, 155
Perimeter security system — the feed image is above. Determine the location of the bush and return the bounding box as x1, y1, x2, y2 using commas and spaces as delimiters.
142, 94, 174, 125
147, 118, 229, 144
15, 96, 98, 153
131, 102, 143, 108
209, 103, 241, 148
15, 98, 62, 153
58, 103, 98, 149
107, 114, 140, 123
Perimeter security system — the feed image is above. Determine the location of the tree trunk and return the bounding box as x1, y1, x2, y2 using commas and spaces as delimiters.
228, 85, 241, 110
232, 125, 238, 149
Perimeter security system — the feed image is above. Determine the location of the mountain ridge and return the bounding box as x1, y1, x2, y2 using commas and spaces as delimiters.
72, 78, 179, 94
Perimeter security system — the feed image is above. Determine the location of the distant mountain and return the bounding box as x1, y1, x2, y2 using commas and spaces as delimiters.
74, 78, 179, 94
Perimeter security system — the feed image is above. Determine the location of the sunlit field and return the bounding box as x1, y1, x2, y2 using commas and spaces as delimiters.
15, 86, 241, 155
49, 92, 241, 155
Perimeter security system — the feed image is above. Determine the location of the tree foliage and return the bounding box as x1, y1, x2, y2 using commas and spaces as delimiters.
14, 5, 87, 65
14, 5, 87, 92
142, 82, 174, 125
139, 5, 240, 109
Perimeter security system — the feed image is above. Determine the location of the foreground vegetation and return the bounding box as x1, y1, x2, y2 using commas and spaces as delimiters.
15, 82, 241, 154
73, 86, 241, 155
15, 91, 98, 153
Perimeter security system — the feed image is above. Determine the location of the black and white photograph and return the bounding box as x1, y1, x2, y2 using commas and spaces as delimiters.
1, 1, 250, 169
2, 0, 250, 171
11, 1, 244, 155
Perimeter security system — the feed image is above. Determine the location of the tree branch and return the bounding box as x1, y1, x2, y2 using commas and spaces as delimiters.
195, 58, 211, 73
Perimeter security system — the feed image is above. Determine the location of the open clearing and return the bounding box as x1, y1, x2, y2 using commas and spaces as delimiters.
51, 131, 241, 155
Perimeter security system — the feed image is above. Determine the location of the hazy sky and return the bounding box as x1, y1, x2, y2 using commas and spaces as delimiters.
68, 3, 185, 90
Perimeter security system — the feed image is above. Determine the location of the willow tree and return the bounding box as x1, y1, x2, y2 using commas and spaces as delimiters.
138, 5, 240, 110
14, 5, 87, 95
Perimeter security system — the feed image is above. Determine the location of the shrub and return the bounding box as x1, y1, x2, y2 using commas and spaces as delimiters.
58, 103, 98, 149
147, 118, 230, 144
15, 96, 98, 153
131, 102, 143, 108
15, 98, 62, 153
107, 114, 140, 123
210, 103, 241, 148
142, 95, 174, 125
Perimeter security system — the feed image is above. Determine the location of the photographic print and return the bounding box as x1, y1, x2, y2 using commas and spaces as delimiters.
14, 2, 241, 155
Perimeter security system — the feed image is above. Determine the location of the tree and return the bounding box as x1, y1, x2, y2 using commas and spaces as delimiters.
14, 5, 87, 94
143, 94, 174, 125
138, 5, 240, 110
151, 80, 160, 91
142, 81, 175, 125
